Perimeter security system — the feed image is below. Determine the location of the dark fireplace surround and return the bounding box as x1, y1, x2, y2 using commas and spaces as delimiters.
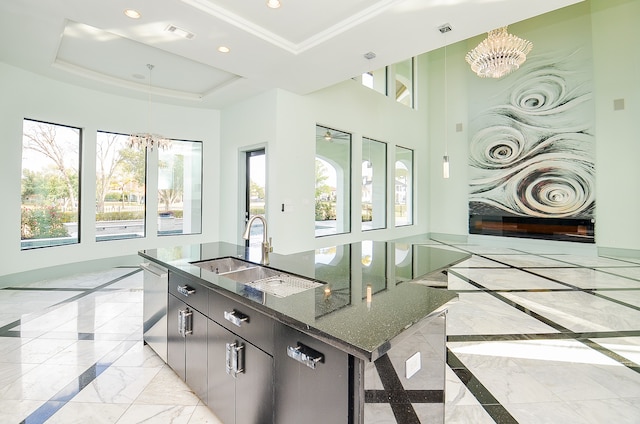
469, 215, 595, 243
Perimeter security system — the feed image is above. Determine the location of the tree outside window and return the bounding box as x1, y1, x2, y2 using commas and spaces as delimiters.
95, 131, 146, 241
21, 119, 81, 249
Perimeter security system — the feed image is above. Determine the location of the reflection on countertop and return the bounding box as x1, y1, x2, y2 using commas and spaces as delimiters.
140, 239, 469, 360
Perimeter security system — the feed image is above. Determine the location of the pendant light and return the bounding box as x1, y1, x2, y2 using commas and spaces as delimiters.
128, 64, 171, 151
439, 24, 452, 179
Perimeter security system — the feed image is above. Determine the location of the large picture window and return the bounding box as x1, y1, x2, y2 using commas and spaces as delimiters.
315, 125, 351, 237
21, 119, 81, 249
158, 140, 202, 236
362, 137, 387, 231
96, 131, 146, 241
395, 146, 413, 227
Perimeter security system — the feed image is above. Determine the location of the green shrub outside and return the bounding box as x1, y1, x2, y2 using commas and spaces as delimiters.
96, 211, 145, 221
21, 207, 69, 239
315, 201, 336, 221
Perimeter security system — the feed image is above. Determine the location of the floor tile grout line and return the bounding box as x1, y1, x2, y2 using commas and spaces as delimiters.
441, 239, 640, 271
453, 288, 640, 293
446, 348, 519, 424
448, 269, 640, 375
18, 338, 139, 424
0, 268, 142, 336
371, 353, 422, 423
448, 330, 640, 343
451, 256, 640, 313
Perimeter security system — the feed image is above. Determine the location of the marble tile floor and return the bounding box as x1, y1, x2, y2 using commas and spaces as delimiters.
0, 241, 639, 423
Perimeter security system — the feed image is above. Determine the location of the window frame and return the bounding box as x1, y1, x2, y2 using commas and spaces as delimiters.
315, 124, 352, 238
157, 138, 204, 237
394, 145, 414, 227
361, 137, 388, 232
20, 118, 82, 250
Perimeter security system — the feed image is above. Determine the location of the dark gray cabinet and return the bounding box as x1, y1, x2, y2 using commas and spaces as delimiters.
207, 319, 273, 424
165, 270, 357, 423
167, 272, 208, 404
274, 324, 354, 424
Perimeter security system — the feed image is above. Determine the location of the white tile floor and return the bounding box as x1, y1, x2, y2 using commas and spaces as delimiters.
0, 240, 639, 423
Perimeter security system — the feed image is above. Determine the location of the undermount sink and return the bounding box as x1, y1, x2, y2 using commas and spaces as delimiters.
223, 265, 281, 283
192, 257, 257, 275
191, 257, 323, 298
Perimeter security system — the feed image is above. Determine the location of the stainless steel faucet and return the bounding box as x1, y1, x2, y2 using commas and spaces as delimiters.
242, 215, 272, 265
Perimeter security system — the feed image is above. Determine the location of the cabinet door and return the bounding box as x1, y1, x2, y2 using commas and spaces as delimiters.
235, 341, 273, 424
167, 294, 186, 380
208, 319, 236, 424
274, 324, 351, 424
186, 308, 208, 404
208, 319, 274, 424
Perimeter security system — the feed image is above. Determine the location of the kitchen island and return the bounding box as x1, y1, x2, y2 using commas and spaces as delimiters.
140, 239, 469, 424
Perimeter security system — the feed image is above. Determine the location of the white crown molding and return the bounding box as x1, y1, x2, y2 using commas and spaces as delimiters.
180, 0, 404, 55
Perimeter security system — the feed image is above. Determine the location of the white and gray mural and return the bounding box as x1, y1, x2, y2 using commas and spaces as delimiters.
468, 46, 595, 241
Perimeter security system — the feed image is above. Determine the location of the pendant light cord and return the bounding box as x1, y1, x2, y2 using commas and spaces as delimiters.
147, 64, 153, 136
444, 37, 448, 157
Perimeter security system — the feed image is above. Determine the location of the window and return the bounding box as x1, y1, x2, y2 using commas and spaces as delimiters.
315, 125, 351, 237
394, 58, 414, 108
361, 67, 387, 96
245, 149, 266, 248
361, 58, 416, 109
158, 140, 203, 236
395, 146, 413, 227
21, 119, 81, 249
96, 131, 146, 241
362, 138, 387, 231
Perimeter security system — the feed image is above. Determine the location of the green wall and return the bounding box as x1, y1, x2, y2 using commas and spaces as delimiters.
427, 0, 639, 255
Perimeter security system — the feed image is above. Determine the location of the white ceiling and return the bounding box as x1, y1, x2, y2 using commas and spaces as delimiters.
0, 0, 583, 109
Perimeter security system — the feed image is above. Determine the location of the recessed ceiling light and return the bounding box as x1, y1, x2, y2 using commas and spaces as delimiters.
266, 0, 281, 9
165, 25, 196, 40
218, 46, 230, 53
124, 9, 141, 19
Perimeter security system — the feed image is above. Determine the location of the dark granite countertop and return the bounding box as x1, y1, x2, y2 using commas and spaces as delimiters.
139, 239, 469, 361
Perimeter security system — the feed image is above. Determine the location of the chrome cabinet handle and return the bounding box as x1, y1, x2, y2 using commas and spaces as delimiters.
140, 262, 167, 277
287, 343, 324, 369
177, 285, 195, 297
178, 308, 193, 337
224, 309, 249, 327
225, 342, 245, 377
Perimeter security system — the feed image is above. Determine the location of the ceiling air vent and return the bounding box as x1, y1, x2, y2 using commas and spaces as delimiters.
165, 25, 195, 40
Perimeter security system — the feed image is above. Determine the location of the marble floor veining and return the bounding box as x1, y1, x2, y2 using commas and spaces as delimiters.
1, 240, 639, 423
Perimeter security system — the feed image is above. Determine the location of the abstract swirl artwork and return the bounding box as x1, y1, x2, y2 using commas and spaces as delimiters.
468, 48, 595, 242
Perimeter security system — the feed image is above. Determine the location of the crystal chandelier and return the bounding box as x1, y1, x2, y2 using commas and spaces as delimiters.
129, 64, 171, 151
465, 26, 533, 79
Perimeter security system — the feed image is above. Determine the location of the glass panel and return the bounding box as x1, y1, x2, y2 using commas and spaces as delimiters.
362, 137, 387, 231
21, 119, 81, 249
315, 125, 351, 237
395, 146, 413, 227
394, 58, 414, 108
158, 140, 202, 236
362, 67, 387, 95
96, 131, 146, 241
246, 149, 266, 248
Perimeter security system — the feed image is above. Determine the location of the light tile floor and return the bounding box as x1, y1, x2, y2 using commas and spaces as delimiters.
0, 241, 639, 423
